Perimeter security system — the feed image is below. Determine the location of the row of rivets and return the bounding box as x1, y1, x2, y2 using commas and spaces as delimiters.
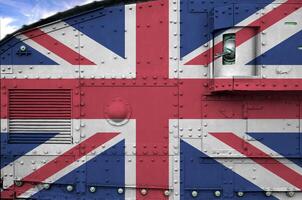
192, 190, 222, 198
9, 183, 170, 197
191, 190, 296, 198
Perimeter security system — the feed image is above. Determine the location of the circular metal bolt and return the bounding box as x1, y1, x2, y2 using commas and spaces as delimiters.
140, 188, 148, 196
43, 183, 50, 190
287, 191, 295, 197
214, 190, 221, 197
20, 45, 27, 52
15, 181, 23, 187
237, 191, 244, 197
265, 191, 272, 197
164, 190, 170, 196
191, 190, 198, 198
89, 186, 96, 193
66, 185, 73, 192
117, 188, 124, 194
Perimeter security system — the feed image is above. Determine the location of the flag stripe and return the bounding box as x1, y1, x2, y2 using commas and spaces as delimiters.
1, 79, 301, 120
23, 29, 95, 65
136, 0, 169, 78
136, 1, 170, 199
0, 132, 119, 199
210, 132, 302, 190
185, 0, 302, 65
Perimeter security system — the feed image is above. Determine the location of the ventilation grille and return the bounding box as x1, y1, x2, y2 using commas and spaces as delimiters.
8, 89, 72, 144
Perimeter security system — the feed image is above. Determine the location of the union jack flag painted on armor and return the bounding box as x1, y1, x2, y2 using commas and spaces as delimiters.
1, 0, 302, 200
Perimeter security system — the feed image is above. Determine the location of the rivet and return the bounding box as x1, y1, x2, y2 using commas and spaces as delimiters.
237, 191, 244, 197
287, 191, 295, 197
117, 188, 124, 194
89, 186, 96, 193
214, 190, 221, 197
43, 183, 50, 190
164, 190, 170, 196
191, 190, 198, 197
265, 191, 272, 196
66, 185, 74, 192
20, 45, 27, 52
15, 181, 23, 187
140, 189, 148, 195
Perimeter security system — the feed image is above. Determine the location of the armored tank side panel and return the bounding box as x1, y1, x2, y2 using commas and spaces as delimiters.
1, 0, 302, 199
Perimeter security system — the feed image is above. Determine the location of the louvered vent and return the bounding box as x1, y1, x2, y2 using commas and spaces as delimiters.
8, 89, 72, 144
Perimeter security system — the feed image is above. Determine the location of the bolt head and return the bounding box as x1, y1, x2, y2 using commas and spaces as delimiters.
20, 45, 27, 52
214, 190, 221, 197
117, 188, 124, 194
265, 191, 272, 197
43, 183, 50, 190
140, 189, 148, 196
15, 181, 23, 187
287, 191, 295, 197
237, 191, 244, 197
89, 186, 96, 193
191, 190, 198, 197
164, 190, 170, 196
66, 185, 73, 192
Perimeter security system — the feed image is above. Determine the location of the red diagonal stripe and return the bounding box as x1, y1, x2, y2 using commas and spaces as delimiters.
0, 132, 119, 199
210, 132, 302, 190
186, 0, 302, 65
24, 29, 95, 65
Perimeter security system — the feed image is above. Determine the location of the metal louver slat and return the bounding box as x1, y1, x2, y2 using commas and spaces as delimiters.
8, 89, 72, 144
